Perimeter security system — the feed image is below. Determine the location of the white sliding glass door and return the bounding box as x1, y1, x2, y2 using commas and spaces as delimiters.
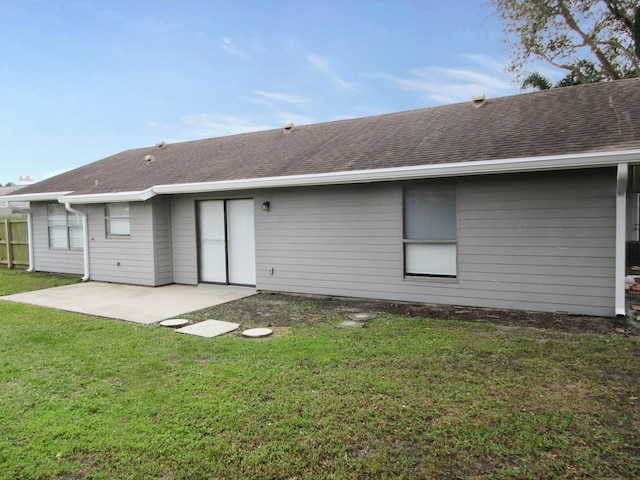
198, 199, 256, 285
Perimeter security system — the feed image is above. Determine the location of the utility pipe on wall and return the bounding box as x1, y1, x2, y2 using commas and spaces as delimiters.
65, 203, 90, 282
25, 211, 34, 272
615, 163, 628, 317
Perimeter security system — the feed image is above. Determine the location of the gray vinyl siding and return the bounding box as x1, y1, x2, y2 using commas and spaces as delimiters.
170, 195, 198, 285
152, 197, 173, 285
30, 202, 84, 275
32, 199, 174, 285
255, 169, 616, 316
87, 202, 155, 285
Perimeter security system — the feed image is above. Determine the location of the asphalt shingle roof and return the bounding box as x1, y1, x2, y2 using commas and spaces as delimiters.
15, 78, 640, 197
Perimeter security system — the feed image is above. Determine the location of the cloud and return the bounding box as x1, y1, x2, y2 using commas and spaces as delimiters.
461, 54, 507, 74
218, 37, 250, 60
372, 57, 517, 104
254, 90, 308, 108
307, 54, 358, 92
180, 114, 272, 137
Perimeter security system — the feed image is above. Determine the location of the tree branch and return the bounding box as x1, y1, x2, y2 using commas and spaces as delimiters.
556, 0, 621, 79
605, 0, 635, 32
532, 47, 589, 82
605, 38, 640, 71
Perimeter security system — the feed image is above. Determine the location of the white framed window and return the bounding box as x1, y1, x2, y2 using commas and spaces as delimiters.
106, 203, 130, 237
47, 204, 83, 250
403, 184, 457, 277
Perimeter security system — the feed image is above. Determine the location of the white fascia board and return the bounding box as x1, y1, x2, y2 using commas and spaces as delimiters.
59, 187, 156, 204
152, 149, 640, 195
5, 149, 640, 204
0, 191, 72, 202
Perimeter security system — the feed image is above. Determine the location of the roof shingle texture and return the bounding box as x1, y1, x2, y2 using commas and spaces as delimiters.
17, 78, 640, 196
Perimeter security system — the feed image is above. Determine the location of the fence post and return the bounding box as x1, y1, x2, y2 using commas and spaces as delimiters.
4, 219, 11, 270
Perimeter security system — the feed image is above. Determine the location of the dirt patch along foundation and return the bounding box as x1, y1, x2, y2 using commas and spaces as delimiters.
184, 292, 638, 337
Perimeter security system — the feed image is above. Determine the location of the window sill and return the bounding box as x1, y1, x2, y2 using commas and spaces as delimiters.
403, 275, 459, 284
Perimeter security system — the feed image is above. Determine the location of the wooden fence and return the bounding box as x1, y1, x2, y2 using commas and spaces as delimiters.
0, 218, 29, 269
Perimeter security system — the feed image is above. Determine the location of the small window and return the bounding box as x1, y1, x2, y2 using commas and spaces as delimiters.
403, 184, 457, 277
47, 204, 83, 250
106, 203, 130, 237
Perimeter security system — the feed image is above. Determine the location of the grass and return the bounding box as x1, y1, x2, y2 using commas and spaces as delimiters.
0, 269, 79, 296
0, 274, 639, 478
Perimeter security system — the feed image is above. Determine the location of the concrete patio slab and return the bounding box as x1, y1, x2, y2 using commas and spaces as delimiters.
0, 282, 255, 324
176, 319, 239, 338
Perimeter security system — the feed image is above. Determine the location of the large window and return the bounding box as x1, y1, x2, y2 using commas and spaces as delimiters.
403, 184, 457, 277
47, 204, 83, 250
106, 203, 130, 237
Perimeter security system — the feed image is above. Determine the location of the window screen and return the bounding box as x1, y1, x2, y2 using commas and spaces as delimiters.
47, 204, 83, 250
403, 184, 457, 277
106, 203, 131, 236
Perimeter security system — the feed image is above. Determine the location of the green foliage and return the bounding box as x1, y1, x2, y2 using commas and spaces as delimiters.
522, 72, 553, 90
1, 300, 638, 479
522, 60, 604, 90
491, 0, 639, 86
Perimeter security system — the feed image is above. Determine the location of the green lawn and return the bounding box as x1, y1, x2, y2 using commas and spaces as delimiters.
0, 277, 638, 478
0, 269, 79, 296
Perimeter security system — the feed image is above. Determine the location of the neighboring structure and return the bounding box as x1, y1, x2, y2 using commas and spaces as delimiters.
0, 176, 33, 217
3, 79, 640, 317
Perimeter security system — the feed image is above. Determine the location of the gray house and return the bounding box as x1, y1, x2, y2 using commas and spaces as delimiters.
3, 79, 640, 317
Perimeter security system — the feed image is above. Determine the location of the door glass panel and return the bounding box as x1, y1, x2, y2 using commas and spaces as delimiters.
227, 199, 256, 285
198, 200, 227, 283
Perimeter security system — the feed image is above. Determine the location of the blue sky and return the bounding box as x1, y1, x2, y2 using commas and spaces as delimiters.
1, 0, 529, 184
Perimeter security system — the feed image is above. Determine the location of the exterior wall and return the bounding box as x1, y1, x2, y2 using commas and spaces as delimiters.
87, 202, 156, 285
152, 197, 173, 285
31, 202, 84, 275
170, 195, 198, 285
255, 168, 616, 316
32, 198, 171, 286
31, 167, 617, 316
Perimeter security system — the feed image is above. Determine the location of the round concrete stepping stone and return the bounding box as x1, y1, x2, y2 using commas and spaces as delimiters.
159, 318, 189, 328
242, 328, 273, 338
348, 313, 376, 321
338, 321, 365, 328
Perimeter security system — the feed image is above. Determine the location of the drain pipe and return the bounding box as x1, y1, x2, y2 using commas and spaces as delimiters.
615, 163, 628, 317
65, 203, 90, 282
9, 206, 34, 272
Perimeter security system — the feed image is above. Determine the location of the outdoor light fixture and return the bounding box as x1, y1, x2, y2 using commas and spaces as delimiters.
261, 201, 270, 212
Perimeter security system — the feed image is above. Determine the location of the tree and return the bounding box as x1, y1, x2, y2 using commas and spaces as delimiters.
521, 72, 553, 89
635, 6, 640, 58
491, 0, 639, 86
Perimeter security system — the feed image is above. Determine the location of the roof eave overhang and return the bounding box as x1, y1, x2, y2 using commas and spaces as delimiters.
57, 188, 155, 204
152, 148, 640, 195
0, 191, 72, 202
3, 149, 640, 204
